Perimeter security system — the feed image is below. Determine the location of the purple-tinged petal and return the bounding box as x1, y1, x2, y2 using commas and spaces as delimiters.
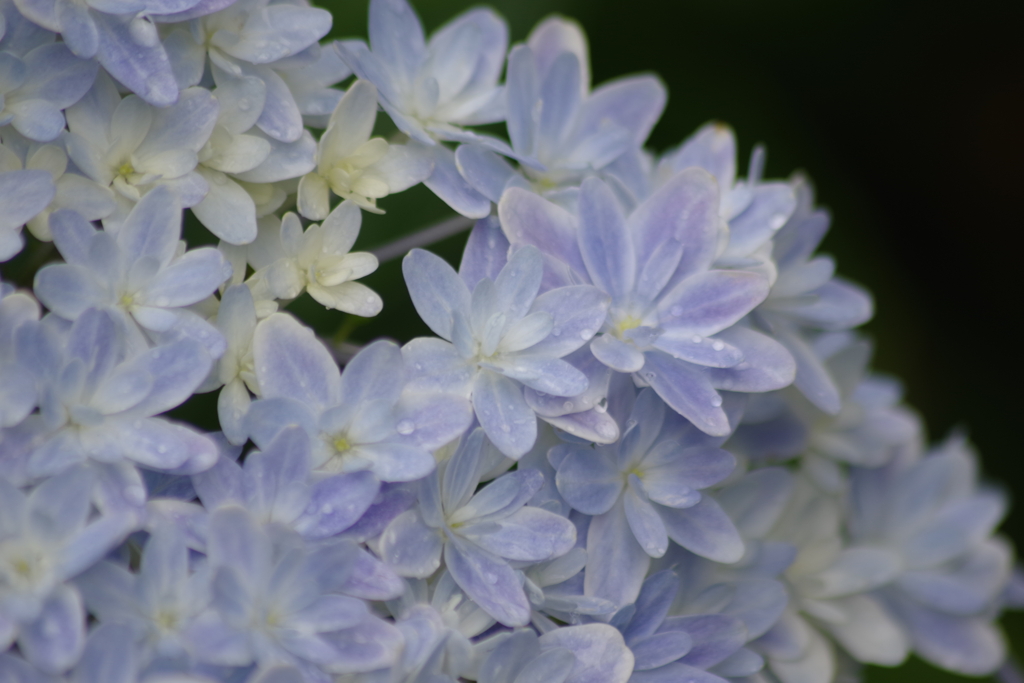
456, 144, 517, 204
472, 370, 536, 459
538, 623, 634, 683
657, 270, 768, 337
460, 215, 509, 289
32, 264, 104, 320
445, 535, 530, 627
116, 185, 181, 267
591, 334, 645, 373
640, 351, 730, 437
652, 330, 743, 369
17, 585, 85, 675
499, 188, 587, 279
584, 500, 650, 607
452, 468, 543, 524
379, 509, 442, 578
461, 506, 575, 562
624, 478, 668, 557
423, 143, 491, 218
555, 447, 621, 515
403, 248, 470, 340
577, 177, 635, 299
641, 444, 735, 506
706, 327, 796, 393
527, 285, 610, 358
368, 0, 426, 87
630, 168, 719, 300
294, 471, 380, 539
581, 75, 666, 147
93, 12, 177, 107
631, 631, 693, 671
660, 495, 744, 563
253, 313, 342, 410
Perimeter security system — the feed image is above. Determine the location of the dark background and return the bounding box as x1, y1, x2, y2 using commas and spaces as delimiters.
313, 0, 1023, 679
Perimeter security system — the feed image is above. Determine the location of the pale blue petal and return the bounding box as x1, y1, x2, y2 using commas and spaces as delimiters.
526, 286, 610, 359
18, 585, 85, 675
486, 356, 586, 397
423, 143, 491, 218
498, 188, 587, 279
32, 264, 104, 319
472, 370, 536, 459
294, 471, 380, 539
641, 351, 730, 437
660, 496, 744, 563
537, 623, 635, 683
403, 248, 471, 340
577, 178, 634, 299
584, 501, 650, 607
253, 313, 342, 410
554, 446, 621, 515
657, 270, 768, 337
642, 444, 735, 506
368, 0, 426, 88
651, 331, 743, 369
631, 631, 693, 671
666, 614, 747, 670
579, 75, 666, 148
590, 334, 645, 373
624, 479, 668, 557
460, 215, 509, 290
706, 327, 796, 393
380, 509, 442, 578
461, 506, 575, 562
93, 12, 177, 107
455, 468, 543, 524
455, 143, 517, 204
629, 169, 719, 300
445, 535, 530, 627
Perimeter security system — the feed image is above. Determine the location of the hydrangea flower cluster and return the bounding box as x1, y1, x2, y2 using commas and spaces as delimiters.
0, 0, 1020, 682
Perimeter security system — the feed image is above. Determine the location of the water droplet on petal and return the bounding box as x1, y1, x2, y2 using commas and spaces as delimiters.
552, 328, 561, 336
712, 340, 725, 351
484, 573, 498, 585
321, 504, 334, 514
501, 424, 511, 433
396, 420, 415, 435
579, 329, 594, 340
691, 335, 702, 344
710, 395, 723, 407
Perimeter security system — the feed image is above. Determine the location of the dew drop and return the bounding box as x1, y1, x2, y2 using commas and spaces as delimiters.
157, 444, 167, 454
321, 504, 334, 514
501, 425, 511, 433
563, 401, 573, 411
238, 98, 251, 112
691, 335, 702, 344
625, 419, 637, 429
552, 328, 561, 336
484, 573, 498, 585
414, 363, 423, 371
712, 340, 725, 351
770, 214, 787, 230
579, 329, 594, 340
396, 420, 415, 435
710, 395, 723, 407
